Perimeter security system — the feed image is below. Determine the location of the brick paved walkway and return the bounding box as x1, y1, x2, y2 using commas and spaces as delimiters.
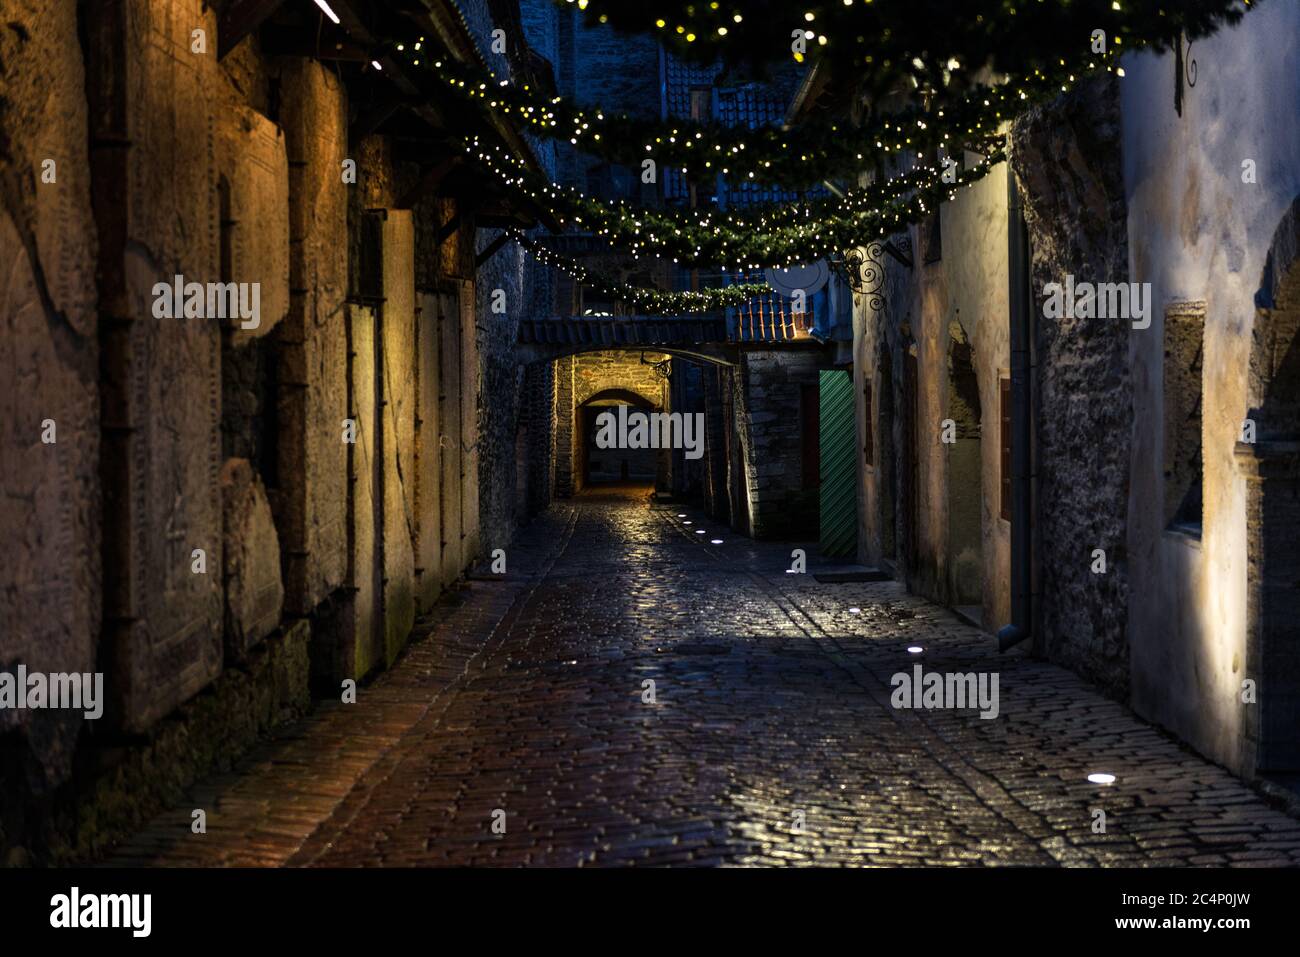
109, 488, 1300, 867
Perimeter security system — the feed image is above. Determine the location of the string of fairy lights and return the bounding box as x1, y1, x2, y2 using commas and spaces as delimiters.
509, 231, 772, 313
394, 40, 1120, 189
357, 1, 1255, 311
554, 0, 1252, 94
465, 133, 1007, 270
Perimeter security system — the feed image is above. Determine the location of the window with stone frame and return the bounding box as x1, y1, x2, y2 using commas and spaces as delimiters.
1163, 300, 1207, 533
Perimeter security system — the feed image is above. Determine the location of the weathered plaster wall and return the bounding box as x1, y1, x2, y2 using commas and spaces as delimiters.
1120, 1, 1300, 774
940, 160, 1011, 629
855, 156, 1011, 629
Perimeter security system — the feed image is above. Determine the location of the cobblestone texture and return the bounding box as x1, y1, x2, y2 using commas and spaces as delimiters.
109, 488, 1300, 867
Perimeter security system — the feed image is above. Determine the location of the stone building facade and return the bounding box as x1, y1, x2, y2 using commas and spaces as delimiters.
0, 0, 556, 863
848, 2, 1300, 782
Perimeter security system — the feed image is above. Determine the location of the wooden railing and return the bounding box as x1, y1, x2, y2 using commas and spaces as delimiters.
730, 291, 815, 342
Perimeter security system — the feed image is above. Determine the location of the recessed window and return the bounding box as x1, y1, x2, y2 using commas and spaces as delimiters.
1163, 300, 1206, 534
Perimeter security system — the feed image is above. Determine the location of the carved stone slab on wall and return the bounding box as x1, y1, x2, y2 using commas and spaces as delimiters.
460, 278, 482, 566
277, 59, 348, 616
415, 292, 445, 612
221, 457, 284, 661
379, 211, 417, 665
87, 0, 223, 733
218, 104, 289, 346
0, 0, 102, 786
347, 303, 380, 680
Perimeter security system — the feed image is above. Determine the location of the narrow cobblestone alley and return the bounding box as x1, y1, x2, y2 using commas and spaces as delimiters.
107, 488, 1300, 868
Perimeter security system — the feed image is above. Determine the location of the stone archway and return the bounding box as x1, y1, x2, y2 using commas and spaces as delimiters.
1239, 195, 1300, 775
578, 388, 662, 488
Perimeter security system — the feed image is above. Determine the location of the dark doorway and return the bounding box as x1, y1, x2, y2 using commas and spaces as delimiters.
578, 394, 658, 487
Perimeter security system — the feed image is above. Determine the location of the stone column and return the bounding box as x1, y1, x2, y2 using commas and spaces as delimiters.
554, 356, 575, 497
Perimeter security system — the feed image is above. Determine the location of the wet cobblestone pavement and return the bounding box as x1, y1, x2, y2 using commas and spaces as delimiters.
111, 488, 1300, 867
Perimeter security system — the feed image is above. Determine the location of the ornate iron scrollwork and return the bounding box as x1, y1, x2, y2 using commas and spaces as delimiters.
641, 352, 672, 380
833, 243, 888, 314
1174, 31, 1197, 116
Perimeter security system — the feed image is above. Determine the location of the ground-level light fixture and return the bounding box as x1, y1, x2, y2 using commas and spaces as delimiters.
677, 513, 687, 518
1087, 772, 1117, 785
313, 0, 341, 26
907, 646, 923, 654
711, 539, 723, 544
695, 529, 705, 535
848, 607, 861, 614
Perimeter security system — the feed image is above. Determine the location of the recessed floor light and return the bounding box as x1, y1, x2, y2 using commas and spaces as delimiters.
1087, 772, 1117, 785
695, 530, 705, 534
907, 646, 923, 654
677, 513, 687, 518
683, 521, 692, 525
711, 539, 723, 544
848, 607, 861, 614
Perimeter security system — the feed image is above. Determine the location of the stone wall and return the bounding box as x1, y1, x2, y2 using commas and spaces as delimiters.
734, 349, 823, 539
86, 0, 224, 734
553, 350, 670, 492
0, 0, 101, 793
573, 350, 668, 407
1119, 0, 1300, 774
1, 1, 547, 862
276, 58, 349, 620
1011, 77, 1131, 694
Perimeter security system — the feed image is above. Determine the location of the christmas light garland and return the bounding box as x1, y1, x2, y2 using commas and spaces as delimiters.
556, 0, 1253, 96
397, 41, 1114, 189
466, 134, 1007, 269
509, 231, 772, 313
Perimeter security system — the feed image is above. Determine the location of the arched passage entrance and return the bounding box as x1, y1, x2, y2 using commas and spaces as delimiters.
1239, 195, 1300, 775
579, 388, 662, 487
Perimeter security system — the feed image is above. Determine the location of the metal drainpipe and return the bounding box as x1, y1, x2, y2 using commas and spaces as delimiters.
997, 161, 1036, 652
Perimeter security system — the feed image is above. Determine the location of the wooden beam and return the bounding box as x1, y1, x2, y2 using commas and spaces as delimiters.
349, 95, 406, 145
218, 0, 286, 60
396, 156, 462, 209
259, 24, 369, 62
436, 212, 462, 245
474, 232, 513, 270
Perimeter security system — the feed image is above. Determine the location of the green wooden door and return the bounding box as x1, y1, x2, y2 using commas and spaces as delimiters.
819, 369, 857, 558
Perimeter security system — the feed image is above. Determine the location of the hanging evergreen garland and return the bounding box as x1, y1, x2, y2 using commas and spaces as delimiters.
557, 0, 1253, 97
468, 135, 1007, 269
510, 231, 772, 313
398, 41, 1110, 189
